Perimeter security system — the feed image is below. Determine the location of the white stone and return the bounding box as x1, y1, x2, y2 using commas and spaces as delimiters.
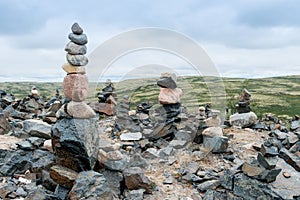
229, 112, 257, 128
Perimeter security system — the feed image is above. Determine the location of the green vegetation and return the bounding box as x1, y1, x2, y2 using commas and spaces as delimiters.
1, 75, 300, 118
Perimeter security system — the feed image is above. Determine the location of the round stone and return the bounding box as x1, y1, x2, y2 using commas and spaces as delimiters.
65, 42, 87, 55
71, 23, 83, 35
62, 63, 86, 75
66, 101, 96, 119
63, 74, 89, 102
66, 54, 88, 66
68, 33, 88, 45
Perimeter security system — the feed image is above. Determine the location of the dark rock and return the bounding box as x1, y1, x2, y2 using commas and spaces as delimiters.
287, 132, 299, 145
157, 76, 177, 89
197, 179, 220, 192
291, 120, 300, 131
68, 33, 88, 45
71, 22, 83, 35
98, 149, 129, 171
233, 173, 282, 200
0, 181, 16, 199
27, 187, 56, 200
50, 165, 78, 189
272, 129, 287, 140
69, 170, 114, 199
51, 118, 99, 171
169, 139, 188, 149
66, 53, 88, 66
65, 42, 87, 55
203, 189, 226, 200
16, 140, 34, 150
252, 122, 268, 130
0, 113, 10, 134
203, 136, 229, 153
123, 167, 152, 194
290, 141, 300, 153
261, 144, 279, 156
220, 169, 234, 190
103, 170, 123, 196
54, 185, 70, 200
0, 150, 32, 176
31, 149, 55, 176
129, 153, 148, 168
23, 119, 52, 139
42, 170, 57, 192
257, 152, 278, 169
279, 148, 300, 172
149, 123, 175, 140
27, 137, 45, 147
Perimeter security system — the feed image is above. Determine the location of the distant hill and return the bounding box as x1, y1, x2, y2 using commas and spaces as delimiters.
1, 75, 300, 118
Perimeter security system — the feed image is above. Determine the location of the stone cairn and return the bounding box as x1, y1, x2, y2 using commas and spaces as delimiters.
230, 88, 257, 128
149, 73, 183, 140
236, 88, 251, 113
50, 23, 99, 189
90, 79, 117, 116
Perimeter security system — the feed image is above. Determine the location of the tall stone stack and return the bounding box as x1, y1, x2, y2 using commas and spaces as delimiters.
157, 73, 183, 122
149, 73, 183, 140
51, 23, 99, 177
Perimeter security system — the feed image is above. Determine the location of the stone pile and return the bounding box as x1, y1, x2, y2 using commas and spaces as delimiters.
50, 23, 99, 194
230, 88, 257, 127
90, 79, 117, 116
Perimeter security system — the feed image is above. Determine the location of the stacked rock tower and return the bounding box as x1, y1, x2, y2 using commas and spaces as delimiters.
51, 23, 99, 181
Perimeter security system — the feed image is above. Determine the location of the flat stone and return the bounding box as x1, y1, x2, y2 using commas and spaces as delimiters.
142, 148, 159, 159
120, 132, 143, 141
271, 158, 300, 199
98, 149, 129, 171
63, 74, 88, 102
51, 117, 99, 171
125, 189, 145, 200
261, 144, 279, 157
90, 102, 115, 116
202, 127, 223, 137
158, 88, 182, 104
66, 101, 96, 119
203, 136, 228, 153
16, 140, 34, 150
279, 148, 300, 172
65, 42, 86, 55
197, 180, 220, 192
229, 112, 257, 128
66, 53, 88, 66
169, 139, 188, 149
287, 132, 299, 144
123, 167, 152, 194
69, 171, 113, 199
62, 63, 86, 75
68, 33, 88, 45
71, 22, 83, 34
157, 76, 177, 89
242, 162, 265, 177
257, 152, 278, 169
291, 120, 300, 130
50, 165, 78, 189
23, 119, 51, 139
273, 129, 287, 140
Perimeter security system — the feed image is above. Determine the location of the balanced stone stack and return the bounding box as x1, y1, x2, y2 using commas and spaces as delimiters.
51, 23, 99, 177
230, 88, 257, 128
90, 79, 117, 116
157, 73, 183, 123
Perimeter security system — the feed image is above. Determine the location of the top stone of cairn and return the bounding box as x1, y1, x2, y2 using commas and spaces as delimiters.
71, 23, 83, 35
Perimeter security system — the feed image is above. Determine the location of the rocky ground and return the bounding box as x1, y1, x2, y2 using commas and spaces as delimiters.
0, 91, 300, 200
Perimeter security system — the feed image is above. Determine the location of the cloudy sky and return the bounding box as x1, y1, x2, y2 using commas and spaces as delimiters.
0, 0, 300, 81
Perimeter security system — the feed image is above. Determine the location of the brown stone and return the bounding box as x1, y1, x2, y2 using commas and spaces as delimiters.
50, 165, 78, 189
123, 167, 152, 194
89, 102, 115, 116
66, 101, 96, 118
63, 74, 88, 102
158, 88, 182, 104
62, 63, 86, 75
